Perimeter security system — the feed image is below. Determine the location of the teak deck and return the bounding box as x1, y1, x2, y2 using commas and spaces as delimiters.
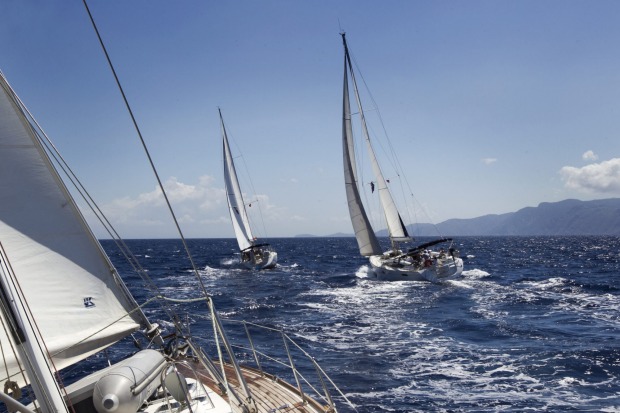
180, 359, 334, 413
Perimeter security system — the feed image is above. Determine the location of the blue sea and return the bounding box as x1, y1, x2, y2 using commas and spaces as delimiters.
100, 236, 620, 412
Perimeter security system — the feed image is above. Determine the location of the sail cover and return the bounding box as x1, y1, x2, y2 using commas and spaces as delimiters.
220, 110, 255, 251
0, 74, 143, 386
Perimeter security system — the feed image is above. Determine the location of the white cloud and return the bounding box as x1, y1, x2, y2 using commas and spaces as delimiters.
559, 158, 620, 193
164, 177, 205, 202
280, 177, 299, 184
582, 150, 598, 162
200, 216, 229, 225
481, 158, 497, 165
102, 175, 225, 227
90, 175, 288, 238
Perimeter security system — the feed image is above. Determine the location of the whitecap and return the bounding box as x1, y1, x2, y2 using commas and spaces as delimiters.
558, 376, 586, 386
355, 265, 370, 278
463, 268, 490, 278
446, 279, 474, 289
220, 257, 238, 266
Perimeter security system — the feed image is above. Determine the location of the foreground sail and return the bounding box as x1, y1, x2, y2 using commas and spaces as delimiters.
0, 71, 147, 391
340, 33, 464, 282
0, 69, 345, 413
220, 109, 277, 270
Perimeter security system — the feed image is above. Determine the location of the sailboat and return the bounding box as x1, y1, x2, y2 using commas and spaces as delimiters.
0, 69, 348, 413
340, 33, 464, 282
220, 109, 278, 270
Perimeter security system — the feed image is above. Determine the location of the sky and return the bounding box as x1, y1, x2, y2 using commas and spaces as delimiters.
1, 1, 620, 239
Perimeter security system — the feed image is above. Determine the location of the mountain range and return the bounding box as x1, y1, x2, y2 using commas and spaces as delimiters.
309, 198, 620, 237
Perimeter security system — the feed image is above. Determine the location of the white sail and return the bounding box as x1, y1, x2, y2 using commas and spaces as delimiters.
0, 73, 144, 387
342, 59, 382, 256
220, 110, 255, 252
342, 34, 411, 245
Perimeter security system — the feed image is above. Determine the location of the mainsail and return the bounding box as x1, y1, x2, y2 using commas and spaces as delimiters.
342, 55, 382, 256
341, 33, 410, 254
220, 109, 255, 252
0, 73, 145, 387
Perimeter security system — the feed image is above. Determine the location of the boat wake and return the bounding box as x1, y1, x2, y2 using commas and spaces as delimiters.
355, 265, 371, 278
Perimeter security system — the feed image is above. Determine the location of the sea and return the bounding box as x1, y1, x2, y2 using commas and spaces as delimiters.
97, 236, 620, 413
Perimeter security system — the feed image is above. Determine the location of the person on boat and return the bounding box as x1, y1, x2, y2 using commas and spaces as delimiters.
422, 250, 433, 267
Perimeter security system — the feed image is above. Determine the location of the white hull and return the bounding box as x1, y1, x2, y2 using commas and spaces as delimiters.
240, 249, 278, 270
368, 253, 464, 282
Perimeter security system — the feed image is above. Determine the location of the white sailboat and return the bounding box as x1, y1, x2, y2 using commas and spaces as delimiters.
0, 67, 347, 413
340, 33, 464, 282
220, 109, 278, 270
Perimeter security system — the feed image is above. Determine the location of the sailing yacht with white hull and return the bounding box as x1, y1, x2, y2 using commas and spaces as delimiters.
220, 109, 277, 270
340, 32, 464, 282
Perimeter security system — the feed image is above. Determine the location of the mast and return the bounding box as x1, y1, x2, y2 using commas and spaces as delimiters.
341, 33, 411, 247
220, 109, 256, 252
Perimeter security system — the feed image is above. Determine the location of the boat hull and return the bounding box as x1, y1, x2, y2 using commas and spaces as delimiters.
241, 250, 278, 270
368, 254, 464, 282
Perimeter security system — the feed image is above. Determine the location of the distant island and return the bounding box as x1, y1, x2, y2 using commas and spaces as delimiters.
299, 198, 620, 237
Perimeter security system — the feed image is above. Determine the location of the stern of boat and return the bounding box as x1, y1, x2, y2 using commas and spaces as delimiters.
368, 252, 463, 282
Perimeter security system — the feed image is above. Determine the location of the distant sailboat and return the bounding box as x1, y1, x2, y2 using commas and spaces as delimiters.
220, 109, 278, 270
340, 32, 464, 282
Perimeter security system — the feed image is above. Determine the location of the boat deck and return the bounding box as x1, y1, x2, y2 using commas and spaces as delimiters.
180, 359, 334, 413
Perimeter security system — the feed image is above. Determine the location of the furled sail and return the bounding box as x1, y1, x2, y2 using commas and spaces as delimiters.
0, 73, 144, 387
342, 34, 411, 245
220, 109, 255, 252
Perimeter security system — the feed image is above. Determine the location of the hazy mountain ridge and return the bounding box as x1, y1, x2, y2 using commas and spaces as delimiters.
309, 198, 620, 237
427, 198, 620, 236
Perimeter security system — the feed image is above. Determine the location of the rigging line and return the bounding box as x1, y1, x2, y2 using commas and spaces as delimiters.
226, 119, 271, 239
346, 47, 393, 240
349, 52, 402, 174
81, 0, 210, 299
348, 41, 443, 235
345, 39, 403, 178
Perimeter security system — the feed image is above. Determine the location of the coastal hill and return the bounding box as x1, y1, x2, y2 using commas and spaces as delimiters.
412, 198, 620, 236
310, 198, 620, 237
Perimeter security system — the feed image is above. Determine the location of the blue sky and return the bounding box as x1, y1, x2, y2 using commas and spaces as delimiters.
2, 1, 620, 239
